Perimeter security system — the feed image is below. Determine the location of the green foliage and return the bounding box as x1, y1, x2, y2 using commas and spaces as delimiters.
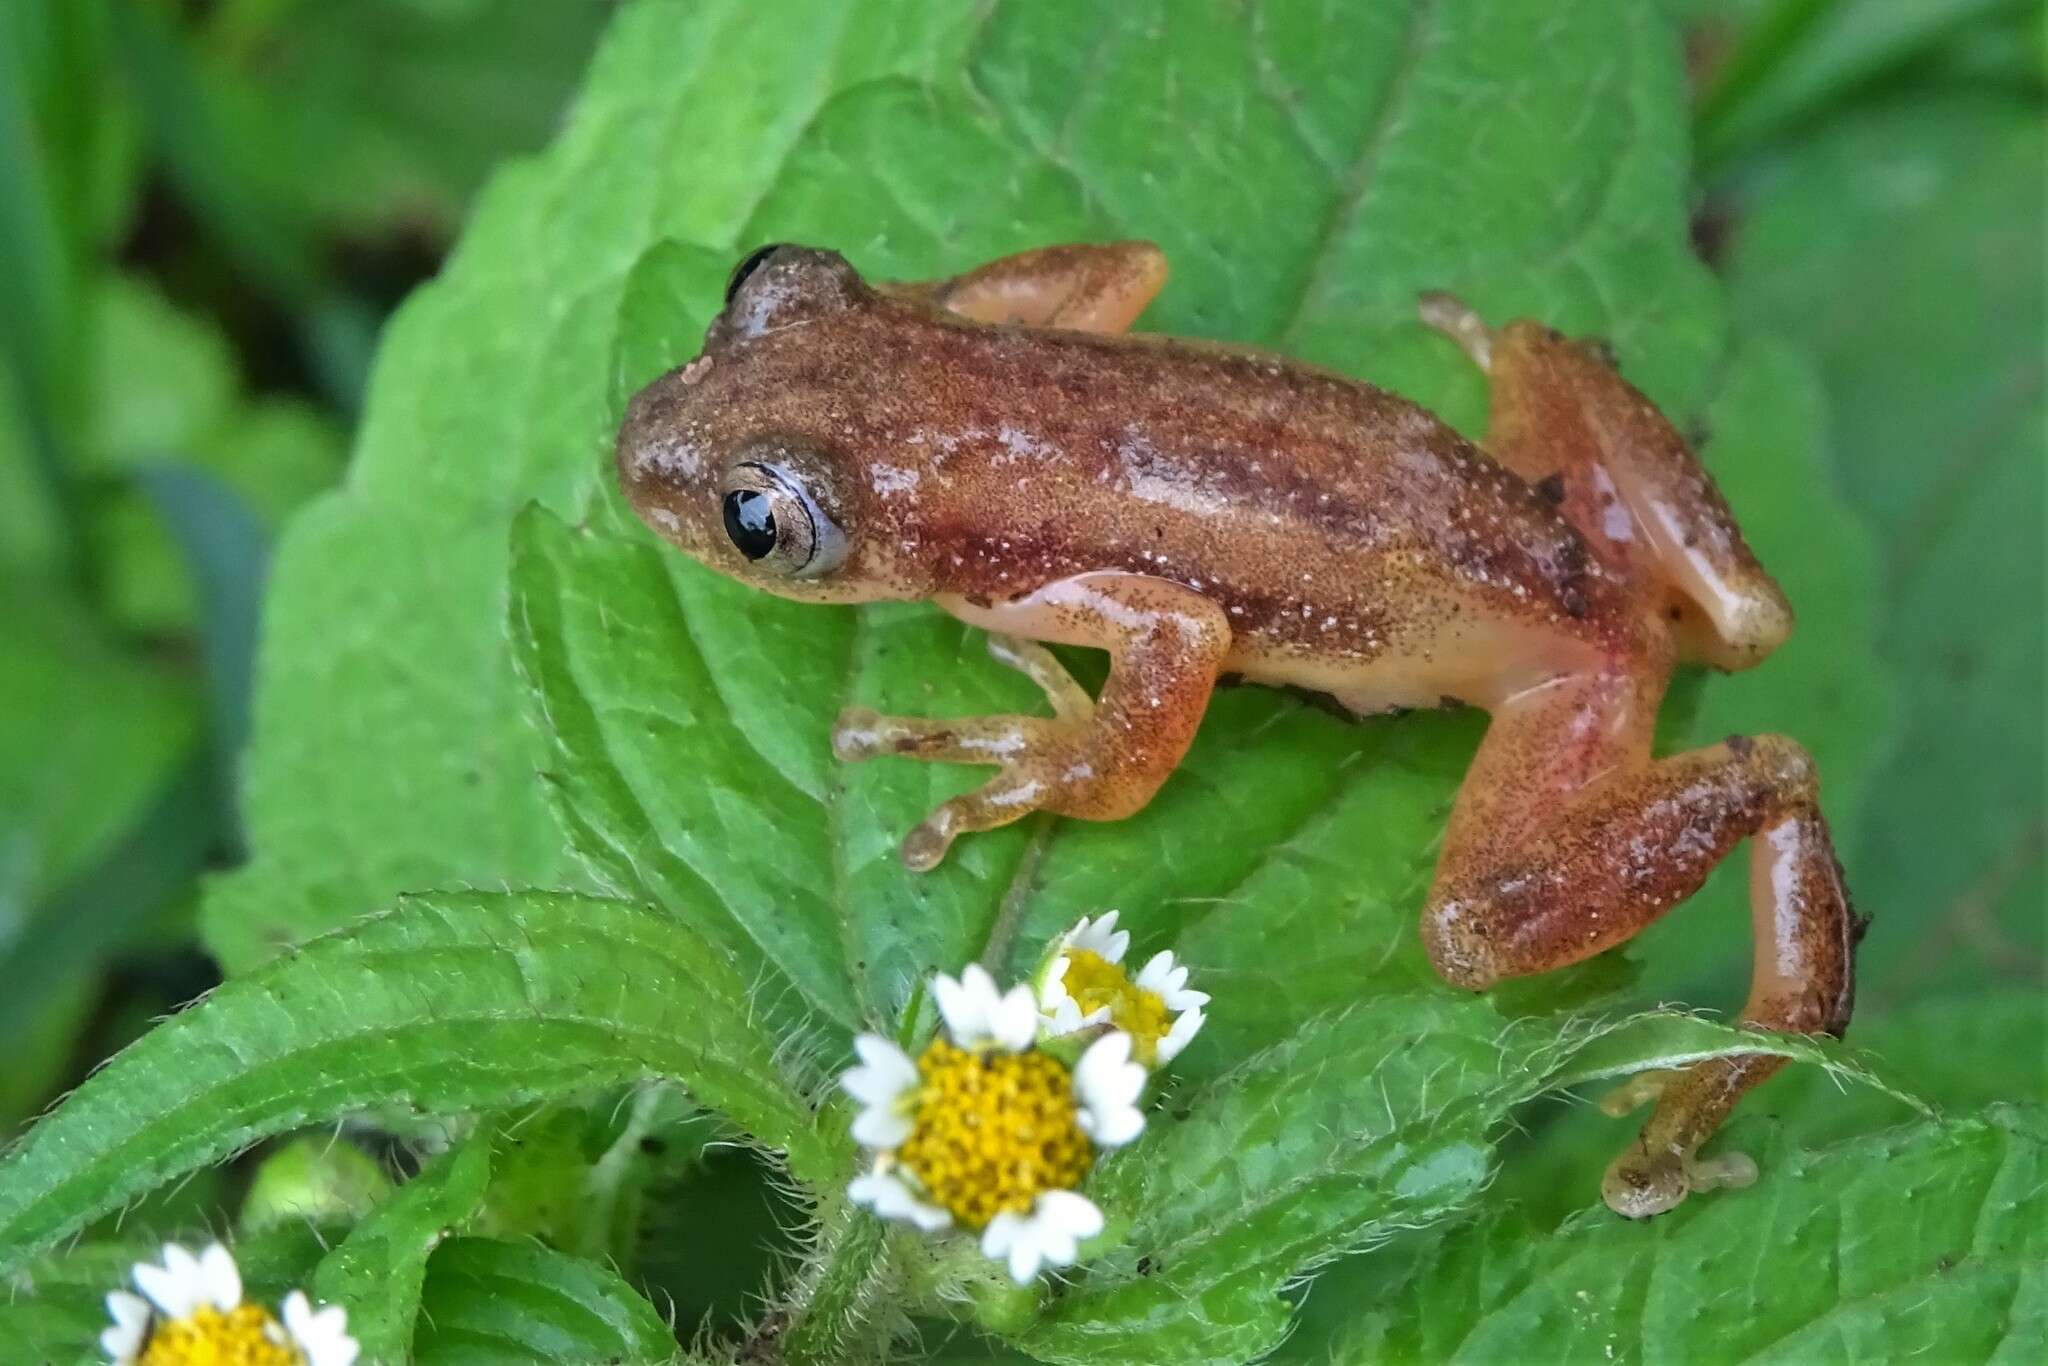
1322, 1107, 2047, 1363
1, 0, 2039, 1360
0, 890, 834, 1271
411, 1238, 685, 1366
312, 1133, 492, 1364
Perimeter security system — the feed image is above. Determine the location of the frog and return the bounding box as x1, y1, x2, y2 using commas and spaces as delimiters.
614, 241, 1863, 1219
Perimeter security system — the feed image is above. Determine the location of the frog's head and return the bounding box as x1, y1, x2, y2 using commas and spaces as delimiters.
615, 244, 910, 604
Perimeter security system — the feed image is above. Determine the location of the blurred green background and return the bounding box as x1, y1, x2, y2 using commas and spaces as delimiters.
1, 0, 2041, 1300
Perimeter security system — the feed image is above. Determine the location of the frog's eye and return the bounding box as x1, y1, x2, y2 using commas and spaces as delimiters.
719, 460, 847, 579
725, 243, 792, 307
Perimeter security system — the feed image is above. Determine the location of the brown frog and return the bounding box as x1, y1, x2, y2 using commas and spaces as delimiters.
615, 242, 1862, 1218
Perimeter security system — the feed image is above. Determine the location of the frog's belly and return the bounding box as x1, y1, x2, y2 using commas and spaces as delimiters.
938, 573, 1606, 717
1227, 612, 1598, 715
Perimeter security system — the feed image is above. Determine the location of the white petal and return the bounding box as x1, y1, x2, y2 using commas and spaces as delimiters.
981, 1191, 1104, 1283
1041, 988, 1083, 1035
1156, 1005, 1206, 1063
850, 1104, 914, 1149
1030, 1189, 1105, 1266
849, 1170, 952, 1232
284, 1291, 361, 1366
100, 1291, 150, 1363
1068, 911, 1130, 963
1133, 951, 1182, 995
841, 1034, 918, 1106
980, 1210, 1044, 1284
988, 983, 1039, 1052
1038, 956, 1074, 1010
1079, 1102, 1146, 1147
1073, 1033, 1147, 1148
931, 971, 970, 1040
133, 1244, 204, 1318
196, 1241, 242, 1309
1074, 1032, 1146, 1109
1047, 1000, 1111, 1038
1134, 950, 1209, 1010
935, 965, 997, 1044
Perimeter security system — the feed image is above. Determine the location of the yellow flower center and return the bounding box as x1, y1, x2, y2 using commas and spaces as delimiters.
1060, 949, 1172, 1063
895, 1038, 1092, 1227
138, 1304, 303, 1366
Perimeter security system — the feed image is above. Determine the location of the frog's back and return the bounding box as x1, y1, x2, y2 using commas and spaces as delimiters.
841, 306, 1621, 702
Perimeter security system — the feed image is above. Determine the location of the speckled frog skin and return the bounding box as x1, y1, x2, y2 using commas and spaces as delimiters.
617, 242, 1863, 1219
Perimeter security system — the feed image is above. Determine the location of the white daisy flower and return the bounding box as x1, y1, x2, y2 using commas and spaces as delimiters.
841, 964, 1147, 1283
1036, 911, 1210, 1065
100, 1240, 358, 1366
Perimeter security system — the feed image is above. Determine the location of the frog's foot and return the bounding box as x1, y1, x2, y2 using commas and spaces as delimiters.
833, 635, 1100, 870
831, 707, 1094, 870
1602, 1131, 1760, 1220
835, 577, 1231, 872
1595, 1065, 1760, 1217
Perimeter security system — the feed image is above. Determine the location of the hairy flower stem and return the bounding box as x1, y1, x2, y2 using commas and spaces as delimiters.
781, 1197, 890, 1364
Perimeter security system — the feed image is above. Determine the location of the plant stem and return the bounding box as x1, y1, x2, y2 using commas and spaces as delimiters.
780, 1198, 889, 1365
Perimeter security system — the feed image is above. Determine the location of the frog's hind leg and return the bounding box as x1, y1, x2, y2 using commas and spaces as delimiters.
1422, 662, 1862, 1218
890, 242, 1168, 334
1420, 294, 1792, 671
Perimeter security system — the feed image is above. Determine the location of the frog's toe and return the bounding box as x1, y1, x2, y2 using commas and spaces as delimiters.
1601, 1139, 1689, 1218
1418, 290, 1494, 371
832, 706, 891, 760
901, 817, 958, 873
899, 766, 1064, 871
1596, 1067, 1682, 1118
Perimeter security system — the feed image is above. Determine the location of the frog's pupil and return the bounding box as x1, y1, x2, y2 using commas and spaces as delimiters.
723, 490, 778, 560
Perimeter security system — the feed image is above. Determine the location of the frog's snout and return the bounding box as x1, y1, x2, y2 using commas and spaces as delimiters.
614, 362, 722, 559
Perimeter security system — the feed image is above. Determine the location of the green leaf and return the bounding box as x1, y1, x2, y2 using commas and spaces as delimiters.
1018, 996, 1548, 1363
1315, 1106, 2047, 1364
1724, 93, 2046, 1005
0, 593, 192, 904
0, 591, 197, 1127
198, 0, 609, 243
0, 890, 833, 1273
411, 1237, 683, 1366
1541, 1012, 1927, 1112
509, 502, 863, 1033
312, 1132, 491, 1365
77, 274, 346, 635
1691, 0, 2036, 167
1020, 1003, 1924, 1365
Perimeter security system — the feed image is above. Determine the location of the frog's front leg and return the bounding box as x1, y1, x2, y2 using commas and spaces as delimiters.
833, 574, 1230, 871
